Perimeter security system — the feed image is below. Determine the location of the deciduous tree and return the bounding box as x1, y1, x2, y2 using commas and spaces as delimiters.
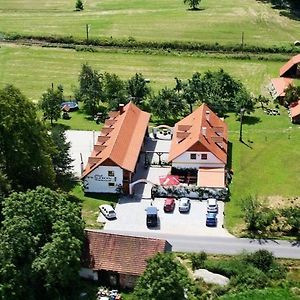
184, 0, 201, 10
0, 187, 84, 299
134, 253, 191, 300
78, 63, 103, 116
0, 85, 56, 190
40, 85, 64, 125
127, 73, 151, 106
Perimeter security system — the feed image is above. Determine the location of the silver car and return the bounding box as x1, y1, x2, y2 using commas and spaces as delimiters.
207, 198, 218, 214
99, 204, 117, 220
178, 197, 191, 213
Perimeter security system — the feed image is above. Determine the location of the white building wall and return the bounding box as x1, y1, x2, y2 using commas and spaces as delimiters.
83, 166, 123, 193
172, 151, 224, 169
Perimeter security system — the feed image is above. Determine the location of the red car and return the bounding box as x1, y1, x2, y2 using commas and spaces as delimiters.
163, 198, 175, 212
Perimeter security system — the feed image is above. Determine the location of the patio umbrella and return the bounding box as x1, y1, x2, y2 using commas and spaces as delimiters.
159, 175, 180, 186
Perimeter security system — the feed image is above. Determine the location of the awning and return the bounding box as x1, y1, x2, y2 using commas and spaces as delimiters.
197, 168, 225, 188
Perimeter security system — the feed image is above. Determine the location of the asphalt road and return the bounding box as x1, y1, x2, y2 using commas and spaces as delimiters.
102, 229, 300, 259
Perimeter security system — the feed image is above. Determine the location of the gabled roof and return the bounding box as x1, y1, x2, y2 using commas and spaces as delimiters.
280, 54, 300, 78
82, 230, 169, 276
290, 100, 300, 118
82, 102, 150, 177
269, 77, 293, 99
168, 104, 228, 164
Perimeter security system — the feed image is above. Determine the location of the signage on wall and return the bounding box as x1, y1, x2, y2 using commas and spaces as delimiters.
94, 174, 113, 182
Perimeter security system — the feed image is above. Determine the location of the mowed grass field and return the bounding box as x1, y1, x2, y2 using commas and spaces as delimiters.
1, 0, 300, 47
0, 44, 285, 102
225, 109, 300, 233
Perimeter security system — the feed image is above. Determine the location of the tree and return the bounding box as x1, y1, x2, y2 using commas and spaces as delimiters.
149, 87, 187, 121
75, 0, 84, 11
40, 85, 64, 125
284, 85, 300, 106
103, 72, 127, 109
127, 73, 151, 106
78, 63, 103, 116
50, 126, 74, 187
0, 187, 84, 299
0, 85, 56, 190
134, 253, 191, 300
184, 0, 201, 10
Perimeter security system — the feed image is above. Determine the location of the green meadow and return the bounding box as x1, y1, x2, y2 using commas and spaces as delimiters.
1, 0, 300, 47
0, 44, 285, 102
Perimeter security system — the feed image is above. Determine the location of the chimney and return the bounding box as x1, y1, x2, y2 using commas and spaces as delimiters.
206, 110, 210, 122
201, 126, 207, 137
119, 103, 125, 114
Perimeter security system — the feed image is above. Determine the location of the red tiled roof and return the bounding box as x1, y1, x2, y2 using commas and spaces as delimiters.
168, 104, 228, 164
290, 100, 300, 118
83, 231, 168, 276
280, 54, 300, 77
82, 102, 150, 177
270, 77, 293, 98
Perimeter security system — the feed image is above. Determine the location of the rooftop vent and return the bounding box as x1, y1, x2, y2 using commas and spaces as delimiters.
205, 110, 210, 122
201, 127, 207, 137
119, 103, 125, 114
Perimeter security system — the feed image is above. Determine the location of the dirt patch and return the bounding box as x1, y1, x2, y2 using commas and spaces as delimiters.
262, 195, 300, 209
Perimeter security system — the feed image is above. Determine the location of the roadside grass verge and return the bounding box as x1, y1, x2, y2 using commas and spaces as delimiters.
70, 183, 118, 229
225, 108, 300, 234
1, 0, 300, 47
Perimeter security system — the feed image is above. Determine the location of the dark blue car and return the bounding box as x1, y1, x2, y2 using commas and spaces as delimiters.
206, 213, 217, 227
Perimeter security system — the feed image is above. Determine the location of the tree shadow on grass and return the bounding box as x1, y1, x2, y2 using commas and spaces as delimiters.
280, 10, 300, 21
187, 8, 205, 12
242, 115, 261, 125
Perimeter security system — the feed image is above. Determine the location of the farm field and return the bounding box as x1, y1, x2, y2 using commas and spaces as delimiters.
1, 0, 300, 47
0, 44, 285, 102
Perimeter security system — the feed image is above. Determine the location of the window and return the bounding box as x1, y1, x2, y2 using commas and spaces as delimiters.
108, 182, 115, 187
108, 170, 115, 177
201, 154, 208, 160
190, 153, 196, 160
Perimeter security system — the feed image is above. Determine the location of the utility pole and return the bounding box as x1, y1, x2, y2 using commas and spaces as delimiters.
239, 108, 245, 142
86, 24, 91, 42
241, 31, 244, 50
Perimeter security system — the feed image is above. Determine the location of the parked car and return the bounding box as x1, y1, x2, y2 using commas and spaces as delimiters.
163, 198, 175, 212
207, 198, 218, 214
99, 204, 116, 220
206, 213, 217, 227
146, 206, 158, 228
178, 197, 191, 213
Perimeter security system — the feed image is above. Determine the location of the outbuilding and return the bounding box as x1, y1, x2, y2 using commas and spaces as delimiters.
80, 230, 170, 289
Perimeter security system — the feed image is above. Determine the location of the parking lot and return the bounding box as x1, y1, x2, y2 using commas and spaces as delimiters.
101, 197, 231, 237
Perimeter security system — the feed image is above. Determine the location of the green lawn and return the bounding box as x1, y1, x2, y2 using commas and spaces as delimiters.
0, 44, 285, 102
225, 108, 300, 233
1, 0, 300, 47
71, 183, 118, 229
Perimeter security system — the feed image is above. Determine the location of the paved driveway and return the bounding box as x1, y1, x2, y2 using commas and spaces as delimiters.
102, 197, 231, 237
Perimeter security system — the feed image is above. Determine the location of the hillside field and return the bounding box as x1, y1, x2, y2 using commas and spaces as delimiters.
1, 0, 300, 47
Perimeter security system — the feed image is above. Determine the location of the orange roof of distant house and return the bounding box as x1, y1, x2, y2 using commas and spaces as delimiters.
290, 100, 300, 118
82, 102, 150, 177
168, 104, 228, 164
270, 77, 293, 98
82, 230, 169, 276
280, 54, 300, 77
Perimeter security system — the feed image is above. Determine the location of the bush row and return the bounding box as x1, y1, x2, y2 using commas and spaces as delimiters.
2, 32, 300, 55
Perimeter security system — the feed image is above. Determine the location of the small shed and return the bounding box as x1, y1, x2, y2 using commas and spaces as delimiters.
289, 100, 300, 123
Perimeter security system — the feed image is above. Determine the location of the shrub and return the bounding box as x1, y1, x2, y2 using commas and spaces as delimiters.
204, 259, 244, 277
190, 252, 207, 270
230, 266, 269, 289
243, 250, 275, 272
